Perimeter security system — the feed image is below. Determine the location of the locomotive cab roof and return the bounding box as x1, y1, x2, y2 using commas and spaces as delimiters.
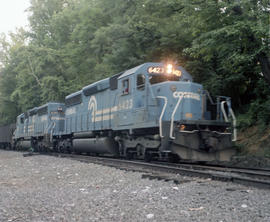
17, 113, 24, 119
118, 64, 145, 79
37, 102, 65, 115
28, 107, 38, 116
117, 62, 193, 82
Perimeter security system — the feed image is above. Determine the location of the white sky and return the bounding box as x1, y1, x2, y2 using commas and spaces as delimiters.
0, 0, 30, 35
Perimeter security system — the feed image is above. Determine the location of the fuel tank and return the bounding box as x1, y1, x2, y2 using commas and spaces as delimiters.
19, 140, 31, 149
72, 137, 119, 155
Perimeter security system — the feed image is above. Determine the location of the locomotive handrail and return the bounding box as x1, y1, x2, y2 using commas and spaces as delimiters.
221, 101, 237, 141
204, 90, 215, 105
50, 122, 56, 143
45, 122, 53, 134
156, 96, 168, 138
221, 101, 228, 122
44, 121, 55, 144
170, 94, 185, 139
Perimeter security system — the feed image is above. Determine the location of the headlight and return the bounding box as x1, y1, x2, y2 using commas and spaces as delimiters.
166, 64, 173, 74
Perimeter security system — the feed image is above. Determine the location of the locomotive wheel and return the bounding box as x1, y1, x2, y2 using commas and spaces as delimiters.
125, 150, 134, 160
66, 147, 72, 154
168, 154, 180, 163
144, 150, 152, 162
58, 146, 64, 153
33, 146, 38, 152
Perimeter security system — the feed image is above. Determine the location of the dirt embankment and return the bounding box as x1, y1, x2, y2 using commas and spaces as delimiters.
232, 126, 270, 168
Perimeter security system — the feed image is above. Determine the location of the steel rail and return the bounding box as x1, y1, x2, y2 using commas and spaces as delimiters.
153, 161, 270, 181
41, 152, 270, 190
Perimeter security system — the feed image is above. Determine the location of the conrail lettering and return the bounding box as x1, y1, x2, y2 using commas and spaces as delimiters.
66, 107, 76, 115
173, 91, 200, 101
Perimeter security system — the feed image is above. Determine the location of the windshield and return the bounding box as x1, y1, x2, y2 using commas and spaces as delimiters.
149, 74, 180, 85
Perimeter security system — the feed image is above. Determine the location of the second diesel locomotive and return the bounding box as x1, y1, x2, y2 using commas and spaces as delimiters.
12, 62, 237, 162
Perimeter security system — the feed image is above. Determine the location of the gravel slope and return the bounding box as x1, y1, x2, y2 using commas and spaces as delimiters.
0, 150, 269, 222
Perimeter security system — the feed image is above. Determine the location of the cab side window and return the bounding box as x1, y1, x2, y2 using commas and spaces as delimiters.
122, 79, 129, 95
137, 74, 145, 90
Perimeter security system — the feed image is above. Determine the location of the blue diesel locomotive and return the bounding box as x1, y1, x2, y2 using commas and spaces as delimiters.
13, 62, 236, 162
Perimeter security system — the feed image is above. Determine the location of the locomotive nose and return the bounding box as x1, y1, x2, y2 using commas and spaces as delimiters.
154, 82, 203, 122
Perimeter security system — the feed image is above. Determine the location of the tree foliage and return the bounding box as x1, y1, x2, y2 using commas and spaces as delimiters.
0, 0, 269, 126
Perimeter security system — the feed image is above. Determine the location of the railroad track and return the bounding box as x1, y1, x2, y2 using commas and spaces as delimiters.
32, 152, 270, 190
155, 161, 270, 182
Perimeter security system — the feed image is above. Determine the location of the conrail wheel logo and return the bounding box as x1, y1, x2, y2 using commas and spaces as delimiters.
173, 91, 200, 101
88, 96, 97, 120
87, 96, 115, 122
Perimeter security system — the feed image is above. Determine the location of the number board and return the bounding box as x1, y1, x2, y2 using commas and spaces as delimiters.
148, 67, 165, 74
147, 66, 182, 77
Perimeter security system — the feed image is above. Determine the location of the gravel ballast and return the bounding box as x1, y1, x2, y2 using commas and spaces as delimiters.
0, 150, 269, 222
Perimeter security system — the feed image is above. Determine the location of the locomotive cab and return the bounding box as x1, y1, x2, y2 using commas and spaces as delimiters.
146, 64, 235, 162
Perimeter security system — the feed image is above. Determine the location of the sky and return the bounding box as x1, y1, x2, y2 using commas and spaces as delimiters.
0, 0, 31, 35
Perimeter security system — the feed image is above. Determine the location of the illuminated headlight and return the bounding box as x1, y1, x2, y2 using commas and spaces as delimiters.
166, 64, 173, 74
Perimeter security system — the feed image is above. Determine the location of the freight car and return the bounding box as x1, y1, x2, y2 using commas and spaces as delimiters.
12, 62, 237, 162
0, 124, 15, 149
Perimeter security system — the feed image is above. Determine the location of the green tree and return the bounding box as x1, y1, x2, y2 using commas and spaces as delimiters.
0, 0, 269, 128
